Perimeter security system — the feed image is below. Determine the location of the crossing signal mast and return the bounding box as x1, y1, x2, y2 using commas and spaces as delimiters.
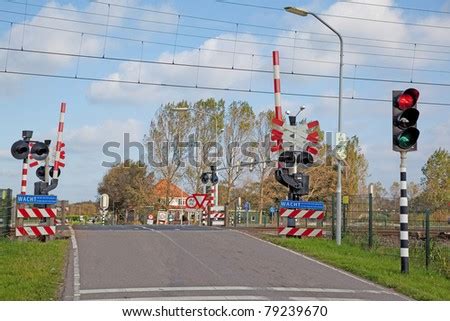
392, 88, 420, 274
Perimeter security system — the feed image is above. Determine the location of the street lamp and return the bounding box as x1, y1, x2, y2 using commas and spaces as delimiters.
285, 6, 344, 245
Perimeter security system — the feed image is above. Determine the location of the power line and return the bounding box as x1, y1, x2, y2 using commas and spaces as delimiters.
87, 0, 450, 49
2, 8, 450, 64
1, 68, 448, 107
3, 18, 449, 77
7, 0, 450, 55
337, 1, 450, 16
216, 0, 450, 30
2, 46, 450, 89
7, 0, 450, 51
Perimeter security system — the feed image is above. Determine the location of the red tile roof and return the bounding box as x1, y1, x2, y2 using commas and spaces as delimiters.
153, 179, 189, 198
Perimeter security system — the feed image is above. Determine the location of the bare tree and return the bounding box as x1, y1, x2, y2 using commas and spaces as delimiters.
145, 101, 191, 208
220, 101, 255, 216
183, 98, 225, 193
253, 110, 273, 223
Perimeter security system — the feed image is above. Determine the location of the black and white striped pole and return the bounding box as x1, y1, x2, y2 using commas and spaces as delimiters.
392, 88, 420, 274
399, 151, 409, 273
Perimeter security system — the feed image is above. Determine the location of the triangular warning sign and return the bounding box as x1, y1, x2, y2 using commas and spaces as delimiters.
193, 194, 208, 208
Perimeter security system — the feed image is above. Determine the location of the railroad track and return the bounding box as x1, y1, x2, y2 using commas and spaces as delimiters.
235, 226, 449, 238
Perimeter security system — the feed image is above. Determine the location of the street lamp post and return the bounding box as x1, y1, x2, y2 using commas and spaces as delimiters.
285, 6, 344, 245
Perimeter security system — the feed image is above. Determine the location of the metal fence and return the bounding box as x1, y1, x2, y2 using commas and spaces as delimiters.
0, 189, 13, 237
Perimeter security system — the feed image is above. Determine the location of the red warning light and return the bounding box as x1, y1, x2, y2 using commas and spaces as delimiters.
397, 88, 419, 110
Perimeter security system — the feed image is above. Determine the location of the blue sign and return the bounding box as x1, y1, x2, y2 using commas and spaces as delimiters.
269, 206, 276, 214
243, 201, 250, 211
280, 200, 324, 210
16, 194, 57, 205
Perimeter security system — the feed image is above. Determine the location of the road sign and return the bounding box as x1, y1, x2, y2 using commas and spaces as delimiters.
16, 194, 57, 205
193, 194, 208, 208
280, 200, 324, 210
186, 196, 197, 209
100, 194, 109, 210
270, 206, 276, 214
168, 213, 174, 221
211, 205, 224, 211
243, 201, 250, 211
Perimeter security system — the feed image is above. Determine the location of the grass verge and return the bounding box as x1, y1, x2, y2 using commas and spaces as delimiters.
264, 236, 450, 300
0, 238, 69, 300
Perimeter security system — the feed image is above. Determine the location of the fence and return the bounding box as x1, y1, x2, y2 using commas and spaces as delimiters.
0, 189, 13, 237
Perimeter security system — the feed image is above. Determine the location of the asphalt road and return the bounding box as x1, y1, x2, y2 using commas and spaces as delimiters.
62, 224, 408, 301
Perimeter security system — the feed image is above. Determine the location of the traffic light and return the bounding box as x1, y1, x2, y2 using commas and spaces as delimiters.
392, 88, 420, 152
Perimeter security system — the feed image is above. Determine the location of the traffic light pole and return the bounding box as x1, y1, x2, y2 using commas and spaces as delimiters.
399, 151, 409, 273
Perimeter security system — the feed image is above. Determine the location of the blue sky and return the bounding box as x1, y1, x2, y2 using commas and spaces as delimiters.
0, 0, 449, 202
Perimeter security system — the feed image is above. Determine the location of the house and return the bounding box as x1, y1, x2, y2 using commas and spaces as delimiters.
153, 179, 189, 223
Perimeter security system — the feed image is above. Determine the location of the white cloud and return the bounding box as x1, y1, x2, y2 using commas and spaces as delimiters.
65, 118, 143, 154
87, 32, 264, 104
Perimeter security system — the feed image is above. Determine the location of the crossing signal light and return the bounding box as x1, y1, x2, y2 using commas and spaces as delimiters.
36, 166, 61, 181
278, 151, 314, 168
10, 140, 30, 160
392, 88, 420, 152
30, 142, 49, 161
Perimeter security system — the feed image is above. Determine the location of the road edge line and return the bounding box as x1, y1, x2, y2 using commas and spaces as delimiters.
69, 226, 81, 301
232, 229, 411, 301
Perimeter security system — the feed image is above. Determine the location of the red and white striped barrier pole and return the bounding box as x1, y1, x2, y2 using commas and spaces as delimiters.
52, 102, 66, 179
20, 157, 28, 195
272, 51, 284, 168
273, 51, 283, 124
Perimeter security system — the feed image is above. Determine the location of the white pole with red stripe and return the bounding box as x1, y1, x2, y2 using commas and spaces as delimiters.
20, 157, 28, 195
52, 102, 66, 180
272, 51, 284, 169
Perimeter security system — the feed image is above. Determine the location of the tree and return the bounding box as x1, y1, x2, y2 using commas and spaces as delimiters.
183, 98, 225, 193
389, 182, 400, 200
97, 160, 154, 211
342, 136, 368, 195
145, 101, 191, 206
220, 101, 255, 217
68, 201, 97, 217
420, 148, 449, 219
252, 110, 274, 223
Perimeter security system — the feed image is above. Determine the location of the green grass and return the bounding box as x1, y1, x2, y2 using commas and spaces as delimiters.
264, 236, 450, 300
0, 239, 69, 300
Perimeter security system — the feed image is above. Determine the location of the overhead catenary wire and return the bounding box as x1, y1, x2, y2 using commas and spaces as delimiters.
2, 45, 450, 88
1, 8, 450, 65
337, 0, 450, 16
216, 0, 450, 30
1, 68, 449, 107
2, 18, 449, 76
6, 0, 450, 51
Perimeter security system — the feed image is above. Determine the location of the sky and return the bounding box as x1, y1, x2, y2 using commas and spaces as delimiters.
0, 0, 449, 202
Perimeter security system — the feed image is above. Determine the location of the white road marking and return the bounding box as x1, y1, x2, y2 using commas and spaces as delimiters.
233, 230, 410, 300
69, 226, 81, 301
79, 286, 389, 295
85, 295, 267, 301
289, 297, 361, 301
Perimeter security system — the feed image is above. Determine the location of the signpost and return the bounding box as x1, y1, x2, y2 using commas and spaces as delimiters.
186, 196, 197, 209
193, 194, 208, 208
279, 200, 325, 238
100, 194, 109, 225
280, 200, 324, 210
16, 194, 57, 205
